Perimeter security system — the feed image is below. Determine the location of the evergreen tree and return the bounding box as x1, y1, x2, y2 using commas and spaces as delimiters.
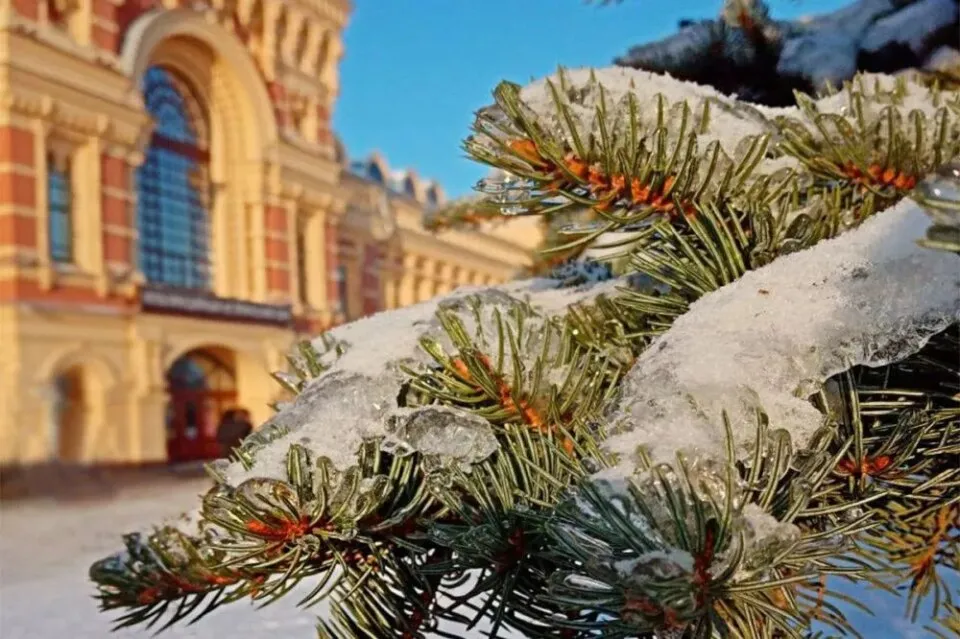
89, 43, 959, 639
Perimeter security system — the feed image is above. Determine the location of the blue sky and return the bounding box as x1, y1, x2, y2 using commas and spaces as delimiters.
333, 0, 849, 198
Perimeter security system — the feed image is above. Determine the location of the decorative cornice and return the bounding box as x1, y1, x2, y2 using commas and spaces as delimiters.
0, 86, 148, 148
3, 17, 123, 72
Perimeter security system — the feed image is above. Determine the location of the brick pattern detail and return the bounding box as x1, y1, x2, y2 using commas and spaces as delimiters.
0, 126, 38, 253
268, 82, 289, 130
316, 104, 332, 146
12, 0, 39, 21
115, 0, 159, 47
0, 127, 35, 166
264, 205, 290, 297
0, 276, 135, 306
361, 244, 381, 316
101, 155, 133, 268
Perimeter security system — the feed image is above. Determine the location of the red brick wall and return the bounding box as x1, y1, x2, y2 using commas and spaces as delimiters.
0, 276, 134, 306
316, 104, 332, 146
101, 154, 133, 269
267, 82, 289, 131
361, 244, 381, 316
264, 204, 290, 298
91, 0, 122, 51
11, 0, 39, 21
0, 126, 37, 254
115, 0, 160, 49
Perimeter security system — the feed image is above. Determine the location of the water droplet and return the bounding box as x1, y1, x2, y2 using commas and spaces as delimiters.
476, 170, 519, 195
581, 457, 603, 473
916, 177, 960, 204
934, 161, 960, 182
561, 573, 612, 592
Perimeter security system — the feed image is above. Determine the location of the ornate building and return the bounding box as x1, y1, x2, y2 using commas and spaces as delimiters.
0, 0, 540, 466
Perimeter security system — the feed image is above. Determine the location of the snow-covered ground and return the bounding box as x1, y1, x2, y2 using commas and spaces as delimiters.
0, 477, 945, 637
0, 478, 522, 638
0, 479, 325, 638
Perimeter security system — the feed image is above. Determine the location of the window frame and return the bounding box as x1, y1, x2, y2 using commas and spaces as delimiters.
137, 65, 213, 291
46, 150, 74, 265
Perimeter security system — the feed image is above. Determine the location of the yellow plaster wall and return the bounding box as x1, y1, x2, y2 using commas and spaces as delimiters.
0, 304, 296, 465
0, 2, 542, 467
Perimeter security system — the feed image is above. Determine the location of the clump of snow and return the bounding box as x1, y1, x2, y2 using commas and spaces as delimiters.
604, 197, 959, 472
925, 46, 960, 73
492, 67, 783, 169
385, 405, 499, 465
740, 503, 801, 549
221, 277, 620, 483
615, 549, 695, 582
225, 371, 397, 482
314, 290, 479, 378
500, 274, 628, 314
810, 72, 948, 125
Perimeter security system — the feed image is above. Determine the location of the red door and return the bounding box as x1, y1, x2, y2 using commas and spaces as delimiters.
166, 350, 237, 463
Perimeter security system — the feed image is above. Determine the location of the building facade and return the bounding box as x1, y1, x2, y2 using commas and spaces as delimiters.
0, 0, 540, 466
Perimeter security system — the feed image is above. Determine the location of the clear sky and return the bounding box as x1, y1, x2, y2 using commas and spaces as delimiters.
333, 0, 849, 199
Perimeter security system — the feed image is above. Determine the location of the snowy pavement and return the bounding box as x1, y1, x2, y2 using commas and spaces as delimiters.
0, 478, 519, 638
0, 479, 323, 638
0, 477, 943, 638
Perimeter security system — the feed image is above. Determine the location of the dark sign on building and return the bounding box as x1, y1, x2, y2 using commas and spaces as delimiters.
140, 285, 294, 327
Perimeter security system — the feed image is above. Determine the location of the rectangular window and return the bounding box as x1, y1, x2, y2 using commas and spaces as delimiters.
335, 264, 349, 318
47, 153, 73, 264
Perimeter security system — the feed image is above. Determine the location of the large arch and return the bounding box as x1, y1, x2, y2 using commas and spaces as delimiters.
120, 8, 278, 162
122, 9, 280, 298
164, 346, 239, 462
35, 347, 120, 392
35, 348, 119, 463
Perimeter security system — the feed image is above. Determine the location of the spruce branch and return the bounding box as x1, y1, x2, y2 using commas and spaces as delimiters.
89, 67, 959, 638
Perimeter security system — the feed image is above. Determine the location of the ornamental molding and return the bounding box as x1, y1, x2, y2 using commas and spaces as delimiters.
1, 87, 147, 148
2, 16, 123, 72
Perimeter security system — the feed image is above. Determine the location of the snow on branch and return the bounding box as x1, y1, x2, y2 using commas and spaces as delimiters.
604, 198, 960, 473
509, 66, 779, 162
221, 277, 627, 485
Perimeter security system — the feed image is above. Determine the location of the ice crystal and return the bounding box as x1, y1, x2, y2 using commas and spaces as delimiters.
385, 405, 499, 465
604, 198, 960, 472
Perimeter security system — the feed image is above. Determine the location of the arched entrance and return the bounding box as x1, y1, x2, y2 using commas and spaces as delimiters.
51, 367, 89, 462
165, 348, 236, 462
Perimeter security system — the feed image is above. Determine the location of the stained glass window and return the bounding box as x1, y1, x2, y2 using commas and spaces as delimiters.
167, 351, 236, 393
47, 153, 73, 263
138, 66, 212, 290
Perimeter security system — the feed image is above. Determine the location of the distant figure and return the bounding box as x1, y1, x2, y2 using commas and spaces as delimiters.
216, 408, 253, 458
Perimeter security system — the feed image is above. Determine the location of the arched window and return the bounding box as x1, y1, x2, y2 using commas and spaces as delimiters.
368, 161, 384, 184
138, 66, 212, 290
166, 350, 235, 393
403, 176, 417, 199
426, 185, 440, 207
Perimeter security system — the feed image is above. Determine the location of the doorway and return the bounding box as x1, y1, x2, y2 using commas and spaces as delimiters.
165, 348, 236, 462
52, 367, 88, 462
